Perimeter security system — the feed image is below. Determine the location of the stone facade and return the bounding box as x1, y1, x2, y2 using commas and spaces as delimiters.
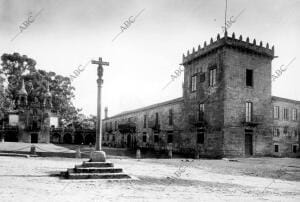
103, 31, 300, 158
272, 96, 300, 157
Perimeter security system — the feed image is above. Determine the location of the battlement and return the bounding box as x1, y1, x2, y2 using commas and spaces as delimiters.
182, 31, 275, 65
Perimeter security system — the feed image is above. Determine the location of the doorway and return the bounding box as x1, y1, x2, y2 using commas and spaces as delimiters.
31, 133, 38, 143
245, 129, 253, 156
127, 134, 131, 148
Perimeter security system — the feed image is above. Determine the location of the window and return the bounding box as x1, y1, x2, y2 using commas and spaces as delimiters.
246, 69, 253, 87
200, 73, 205, 82
292, 109, 297, 121
294, 129, 298, 137
128, 117, 132, 122
191, 75, 197, 92
167, 132, 173, 143
143, 133, 147, 142
198, 103, 204, 121
292, 145, 298, 153
284, 126, 288, 134
274, 145, 279, 152
209, 68, 217, 87
143, 115, 147, 128
168, 109, 173, 125
155, 113, 159, 125
197, 128, 205, 144
273, 128, 280, 137
246, 102, 253, 122
284, 108, 289, 120
115, 121, 118, 130
199, 104, 204, 112
274, 106, 280, 119
110, 122, 112, 131
276, 128, 280, 137
154, 135, 159, 143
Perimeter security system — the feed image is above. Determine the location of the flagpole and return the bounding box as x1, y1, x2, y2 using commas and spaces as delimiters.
225, 0, 228, 32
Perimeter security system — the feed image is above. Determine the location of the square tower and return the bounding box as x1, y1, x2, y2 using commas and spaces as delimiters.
182, 31, 275, 157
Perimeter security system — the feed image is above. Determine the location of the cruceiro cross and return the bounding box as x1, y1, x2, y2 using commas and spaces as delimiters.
91, 57, 109, 162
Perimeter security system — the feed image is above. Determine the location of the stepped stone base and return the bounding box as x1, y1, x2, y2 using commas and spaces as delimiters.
62, 161, 131, 179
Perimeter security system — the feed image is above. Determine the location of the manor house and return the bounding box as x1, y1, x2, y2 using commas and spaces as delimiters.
102, 32, 300, 157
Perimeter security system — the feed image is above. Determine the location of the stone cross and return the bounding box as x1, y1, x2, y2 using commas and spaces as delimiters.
91, 57, 109, 157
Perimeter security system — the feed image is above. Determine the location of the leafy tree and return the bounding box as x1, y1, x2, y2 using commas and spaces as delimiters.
0, 53, 81, 123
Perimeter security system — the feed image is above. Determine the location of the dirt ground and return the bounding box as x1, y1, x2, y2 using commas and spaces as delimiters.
0, 156, 299, 202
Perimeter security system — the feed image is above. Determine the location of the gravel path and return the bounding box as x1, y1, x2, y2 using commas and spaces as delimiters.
0, 156, 299, 202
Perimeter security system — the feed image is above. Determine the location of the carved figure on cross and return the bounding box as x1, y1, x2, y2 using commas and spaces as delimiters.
91, 57, 109, 80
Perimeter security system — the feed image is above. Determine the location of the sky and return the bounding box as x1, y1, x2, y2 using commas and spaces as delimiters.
0, 0, 299, 117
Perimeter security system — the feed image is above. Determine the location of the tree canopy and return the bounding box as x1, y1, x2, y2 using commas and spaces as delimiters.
0, 52, 82, 124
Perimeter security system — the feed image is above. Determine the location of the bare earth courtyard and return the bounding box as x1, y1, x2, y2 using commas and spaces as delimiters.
0, 156, 299, 202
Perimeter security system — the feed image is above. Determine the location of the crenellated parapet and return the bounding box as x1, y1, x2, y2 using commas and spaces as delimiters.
182, 31, 275, 65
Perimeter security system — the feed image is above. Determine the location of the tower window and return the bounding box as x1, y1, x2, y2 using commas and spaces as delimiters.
246, 69, 253, 87
197, 128, 204, 144
209, 68, 217, 87
198, 103, 204, 121
191, 75, 197, 92
245, 102, 253, 122
143, 132, 147, 142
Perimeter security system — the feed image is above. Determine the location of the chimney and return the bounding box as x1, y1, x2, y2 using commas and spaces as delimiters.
104, 107, 108, 119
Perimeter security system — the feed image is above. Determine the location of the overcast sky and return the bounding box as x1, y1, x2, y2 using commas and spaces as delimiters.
0, 0, 299, 117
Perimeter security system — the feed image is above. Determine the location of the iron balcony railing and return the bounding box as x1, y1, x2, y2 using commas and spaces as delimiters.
242, 115, 264, 126
188, 113, 206, 127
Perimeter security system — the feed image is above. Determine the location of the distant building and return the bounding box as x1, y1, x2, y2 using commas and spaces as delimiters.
103, 32, 300, 157
2, 80, 54, 143
0, 79, 96, 145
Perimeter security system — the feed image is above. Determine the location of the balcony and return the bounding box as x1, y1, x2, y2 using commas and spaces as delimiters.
0, 125, 19, 132
106, 128, 113, 133
118, 122, 136, 133
25, 125, 41, 132
188, 113, 206, 127
241, 115, 264, 126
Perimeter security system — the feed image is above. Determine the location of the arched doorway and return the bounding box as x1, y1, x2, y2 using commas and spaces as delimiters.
63, 133, 73, 144
51, 133, 60, 144
74, 133, 84, 145
85, 133, 95, 145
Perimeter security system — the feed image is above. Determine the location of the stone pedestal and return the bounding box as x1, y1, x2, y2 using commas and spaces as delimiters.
136, 149, 141, 159
90, 150, 106, 162
30, 145, 36, 155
